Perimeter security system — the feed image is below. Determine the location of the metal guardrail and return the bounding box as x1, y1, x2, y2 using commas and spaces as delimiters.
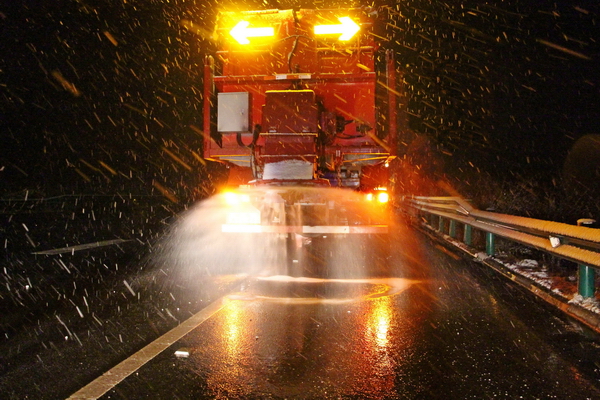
404, 196, 600, 298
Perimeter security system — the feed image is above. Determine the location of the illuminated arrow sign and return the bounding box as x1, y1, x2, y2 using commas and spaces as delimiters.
229, 21, 274, 45
314, 16, 360, 41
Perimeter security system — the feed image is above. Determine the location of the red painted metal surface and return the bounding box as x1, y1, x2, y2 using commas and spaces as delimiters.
203, 56, 214, 155
262, 91, 318, 133
386, 50, 397, 156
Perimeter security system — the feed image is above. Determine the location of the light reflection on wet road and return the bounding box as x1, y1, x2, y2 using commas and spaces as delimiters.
98, 223, 600, 399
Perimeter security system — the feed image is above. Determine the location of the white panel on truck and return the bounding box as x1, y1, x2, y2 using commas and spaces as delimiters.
217, 92, 250, 132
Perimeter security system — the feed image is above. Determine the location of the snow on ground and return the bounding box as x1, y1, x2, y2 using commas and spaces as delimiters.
497, 259, 553, 290
491, 256, 600, 315
569, 294, 600, 314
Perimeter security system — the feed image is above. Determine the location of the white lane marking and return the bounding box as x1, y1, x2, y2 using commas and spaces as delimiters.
32, 239, 131, 255
67, 297, 226, 400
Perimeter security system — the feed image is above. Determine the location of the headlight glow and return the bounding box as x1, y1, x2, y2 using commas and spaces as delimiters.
377, 192, 389, 204
226, 211, 261, 225
223, 191, 251, 206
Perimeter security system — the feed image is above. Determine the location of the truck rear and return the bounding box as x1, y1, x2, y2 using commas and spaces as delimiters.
202, 8, 399, 266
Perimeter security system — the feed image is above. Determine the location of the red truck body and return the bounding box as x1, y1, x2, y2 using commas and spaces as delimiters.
204, 8, 396, 188
203, 8, 398, 235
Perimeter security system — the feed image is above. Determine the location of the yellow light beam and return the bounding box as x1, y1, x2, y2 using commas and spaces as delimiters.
229, 21, 274, 45
314, 17, 360, 41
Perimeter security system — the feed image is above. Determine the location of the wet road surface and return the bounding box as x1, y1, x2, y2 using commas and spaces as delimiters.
72, 220, 600, 399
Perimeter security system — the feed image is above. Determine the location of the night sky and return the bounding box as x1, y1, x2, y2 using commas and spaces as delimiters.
1, 0, 599, 217
392, 1, 600, 178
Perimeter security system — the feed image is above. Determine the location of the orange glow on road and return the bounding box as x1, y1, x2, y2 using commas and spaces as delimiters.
370, 296, 393, 348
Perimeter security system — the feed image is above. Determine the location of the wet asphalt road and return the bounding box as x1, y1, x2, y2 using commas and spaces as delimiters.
3, 198, 600, 399
80, 218, 600, 399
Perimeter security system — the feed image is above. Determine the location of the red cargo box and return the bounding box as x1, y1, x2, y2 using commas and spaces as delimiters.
262, 90, 318, 133
263, 134, 316, 156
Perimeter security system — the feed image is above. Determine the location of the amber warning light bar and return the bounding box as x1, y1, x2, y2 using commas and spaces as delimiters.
228, 16, 360, 45
314, 17, 360, 41
229, 21, 275, 44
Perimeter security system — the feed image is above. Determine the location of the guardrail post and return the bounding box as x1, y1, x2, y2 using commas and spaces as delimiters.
486, 232, 495, 256
463, 224, 472, 246
449, 220, 457, 238
438, 216, 445, 233
578, 265, 596, 298
576, 219, 596, 298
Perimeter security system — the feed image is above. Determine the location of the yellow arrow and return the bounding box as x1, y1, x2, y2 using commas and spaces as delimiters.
314, 16, 360, 41
229, 21, 274, 45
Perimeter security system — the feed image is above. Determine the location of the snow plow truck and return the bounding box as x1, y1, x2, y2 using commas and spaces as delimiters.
202, 8, 402, 250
